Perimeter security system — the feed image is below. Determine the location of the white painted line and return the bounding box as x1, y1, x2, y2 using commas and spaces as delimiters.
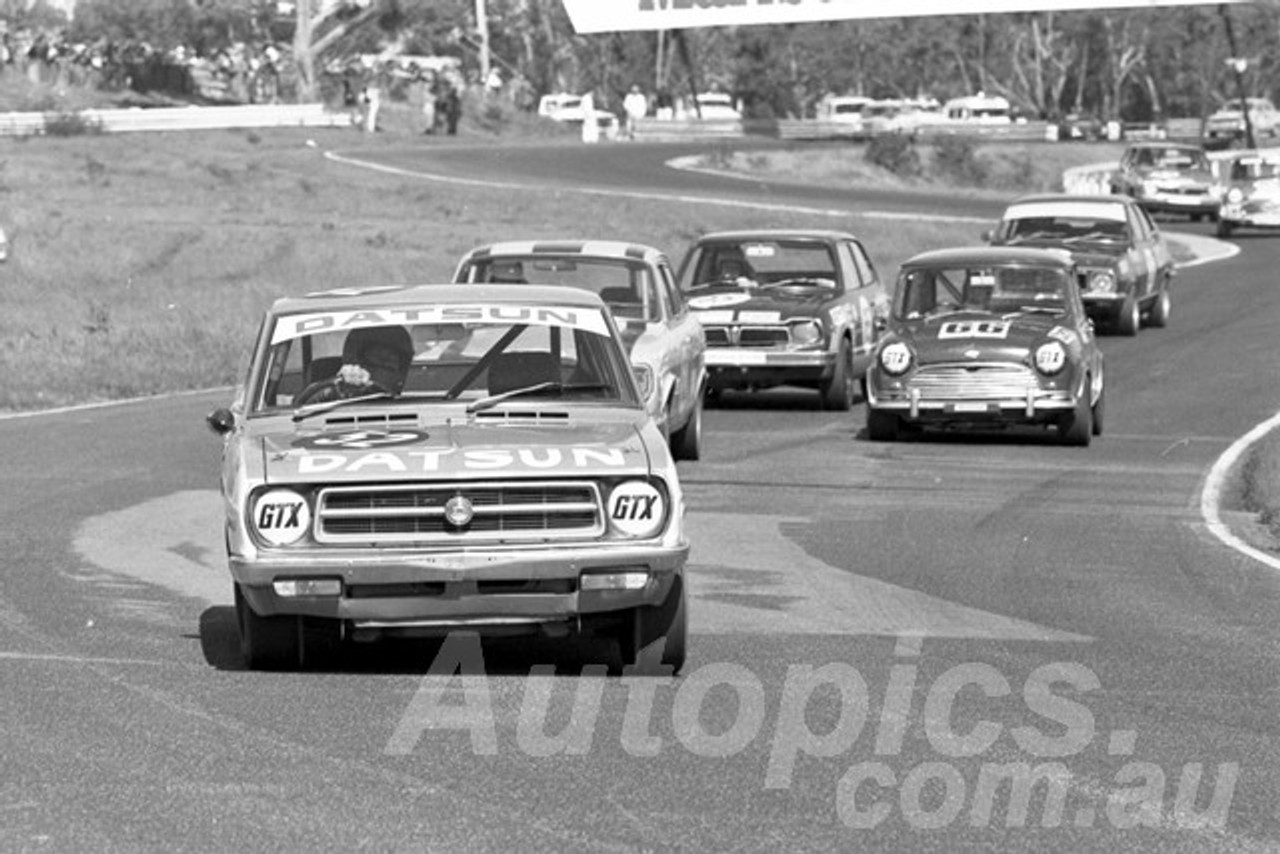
0, 386, 234, 422
0, 651, 167, 666
1199, 411, 1280, 572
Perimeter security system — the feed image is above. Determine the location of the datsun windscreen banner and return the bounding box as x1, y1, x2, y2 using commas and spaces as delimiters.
561, 0, 1247, 34
270, 304, 610, 345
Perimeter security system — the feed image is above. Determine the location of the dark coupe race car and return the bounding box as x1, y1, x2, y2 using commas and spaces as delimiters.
676, 229, 889, 410
865, 246, 1105, 446
986, 194, 1174, 336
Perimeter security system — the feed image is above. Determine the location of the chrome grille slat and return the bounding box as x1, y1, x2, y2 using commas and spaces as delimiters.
912, 363, 1040, 400
702, 325, 792, 348
316, 481, 603, 544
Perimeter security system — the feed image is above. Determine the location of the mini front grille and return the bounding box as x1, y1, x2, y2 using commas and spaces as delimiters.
315, 480, 604, 545
911, 363, 1041, 400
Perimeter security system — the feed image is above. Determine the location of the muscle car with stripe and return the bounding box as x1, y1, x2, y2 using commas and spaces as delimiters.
453, 240, 707, 461
985, 194, 1174, 336
206, 284, 689, 673
675, 229, 889, 409
865, 246, 1105, 446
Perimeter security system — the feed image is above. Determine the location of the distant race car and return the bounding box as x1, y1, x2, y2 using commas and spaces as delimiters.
453, 240, 707, 461
865, 246, 1105, 446
1203, 97, 1280, 149
675, 229, 890, 410
1215, 148, 1280, 238
206, 283, 689, 673
986, 194, 1175, 336
1110, 141, 1220, 221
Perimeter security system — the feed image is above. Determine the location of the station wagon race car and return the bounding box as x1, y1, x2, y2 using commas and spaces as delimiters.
986, 194, 1174, 336
676, 229, 889, 409
865, 246, 1105, 446
206, 284, 689, 673
453, 240, 707, 461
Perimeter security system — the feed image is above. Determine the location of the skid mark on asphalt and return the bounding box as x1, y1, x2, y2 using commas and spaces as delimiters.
74, 492, 1088, 642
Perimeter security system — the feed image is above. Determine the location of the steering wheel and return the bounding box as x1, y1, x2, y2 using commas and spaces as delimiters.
294, 378, 391, 407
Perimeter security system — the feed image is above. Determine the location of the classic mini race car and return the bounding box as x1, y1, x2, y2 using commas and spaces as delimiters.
206, 284, 689, 673
986, 194, 1174, 336
1110, 141, 1220, 221
1215, 149, 1280, 238
675, 229, 890, 409
453, 240, 707, 461
865, 246, 1105, 446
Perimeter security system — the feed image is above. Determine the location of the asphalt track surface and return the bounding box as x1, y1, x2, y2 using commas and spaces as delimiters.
3, 141, 1280, 851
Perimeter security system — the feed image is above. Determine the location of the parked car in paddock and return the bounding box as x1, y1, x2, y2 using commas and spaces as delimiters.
1214, 148, 1280, 238
675, 229, 890, 410
865, 246, 1105, 446
453, 240, 707, 461
536, 92, 620, 139
1109, 141, 1220, 221
985, 194, 1174, 336
205, 284, 689, 673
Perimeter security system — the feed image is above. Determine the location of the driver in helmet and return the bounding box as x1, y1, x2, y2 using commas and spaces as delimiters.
298, 325, 414, 405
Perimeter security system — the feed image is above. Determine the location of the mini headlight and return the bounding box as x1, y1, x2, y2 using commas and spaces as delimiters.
1085, 270, 1117, 294
791, 319, 823, 346
606, 480, 666, 539
251, 489, 311, 546
1226, 187, 1245, 204
879, 341, 913, 376
1034, 341, 1067, 375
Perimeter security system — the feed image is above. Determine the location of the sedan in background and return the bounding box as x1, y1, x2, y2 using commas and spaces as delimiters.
454, 240, 707, 461
986, 194, 1174, 336
866, 246, 1104, 446
1110, 141, 1220, 221
676, 229, 889, 410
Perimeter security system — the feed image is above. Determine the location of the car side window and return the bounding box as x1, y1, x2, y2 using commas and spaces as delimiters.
847, 240, 878, 289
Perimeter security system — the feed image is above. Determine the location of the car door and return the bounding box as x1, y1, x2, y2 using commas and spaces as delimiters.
841, 238, 889, 371
656, 260, 705, 428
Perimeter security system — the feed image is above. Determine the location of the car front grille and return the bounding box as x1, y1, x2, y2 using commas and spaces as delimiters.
910, 363, 1040, 399
702, 325, 791, 348
314, 480, 603, 544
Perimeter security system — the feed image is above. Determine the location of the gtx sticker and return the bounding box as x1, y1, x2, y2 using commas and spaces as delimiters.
607, 481, 665, 537
295, 446, 628, 475
294, 429, 430, 450
938, 320, 1010, 340
253, 490, 311, 546
272, 304, 607, 344
689, 292, 751, 310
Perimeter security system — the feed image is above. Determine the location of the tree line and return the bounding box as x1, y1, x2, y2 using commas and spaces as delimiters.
8, 0, 1280, 120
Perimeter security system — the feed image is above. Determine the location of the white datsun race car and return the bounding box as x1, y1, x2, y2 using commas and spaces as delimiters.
207, 284, 689, 673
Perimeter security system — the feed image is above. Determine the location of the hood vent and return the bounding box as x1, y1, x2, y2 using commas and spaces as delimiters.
323, 412, 419, 429
474, 409, 571, 426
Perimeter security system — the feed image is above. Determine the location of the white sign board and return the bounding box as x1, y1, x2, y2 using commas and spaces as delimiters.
561, 0, 1249, 34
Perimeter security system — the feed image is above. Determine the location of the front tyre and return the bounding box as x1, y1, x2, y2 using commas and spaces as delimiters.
616, 576, 687, 676
670, 393, 703, 461
1116, 296, 1140, 337
235, 583, 301, 671
1146, 289, 1171, 328
1059, 385, 1094, 447
820, 338, 855, 411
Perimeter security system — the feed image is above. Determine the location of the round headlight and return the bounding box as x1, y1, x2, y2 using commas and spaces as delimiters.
1034, 341, 1067, 375
1226, 187, 1245, 204
252, 489, 311, 546
606, 480, 666, 539
791, 319, 823, 346
879, 341, 913, 376
1086, 270, 1117, 294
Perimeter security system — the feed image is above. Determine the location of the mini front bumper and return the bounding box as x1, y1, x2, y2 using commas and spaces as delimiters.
1219, 204, 1280, 227
232, 541, 688, 632
866, 377, 1077, 423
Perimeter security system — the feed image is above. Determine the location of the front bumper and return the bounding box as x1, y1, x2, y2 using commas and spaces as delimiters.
866, 372, 1077, 424
1219, 204, 1280, 228
704, 348, 833, 388
232, 541, 688, 634
1135, 191, 1218, 215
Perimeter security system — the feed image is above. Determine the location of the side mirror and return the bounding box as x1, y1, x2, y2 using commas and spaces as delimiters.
206, 407, 236, 436
980, 229, 995, 243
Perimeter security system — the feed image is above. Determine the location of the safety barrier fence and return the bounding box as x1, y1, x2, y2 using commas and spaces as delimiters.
0, 103, 351, 136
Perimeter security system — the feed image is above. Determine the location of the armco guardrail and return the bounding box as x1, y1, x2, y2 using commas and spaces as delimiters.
0, 103, 352, 136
